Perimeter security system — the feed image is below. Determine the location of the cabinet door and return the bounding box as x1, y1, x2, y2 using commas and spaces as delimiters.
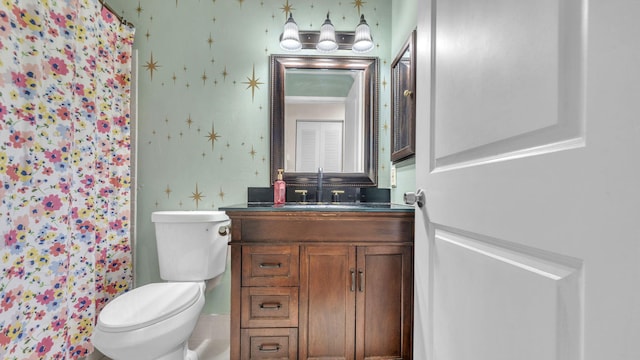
356, 245, 413, 360
299, 245, 356, 360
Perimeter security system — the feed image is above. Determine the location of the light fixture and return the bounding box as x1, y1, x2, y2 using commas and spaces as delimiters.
352, 14, 374, 53
316, 13, 339, 53
279, 13, 302, 51
278, 13, 374, 53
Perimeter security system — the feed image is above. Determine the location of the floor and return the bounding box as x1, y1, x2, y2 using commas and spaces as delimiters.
91, 314, 230, 360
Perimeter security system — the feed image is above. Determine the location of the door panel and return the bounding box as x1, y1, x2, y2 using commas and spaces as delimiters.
433, 0, 585, 170
356, 246, 413, 359
415, 0, 640, 359
432, 229, 581, 359
300, 246, 356, 360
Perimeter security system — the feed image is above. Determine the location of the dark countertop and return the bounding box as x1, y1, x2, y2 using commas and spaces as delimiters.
220, 202, 415, 213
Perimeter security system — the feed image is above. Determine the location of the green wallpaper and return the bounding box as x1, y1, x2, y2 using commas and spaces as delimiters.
107, 0, 400, 314
391, 0, 417, 204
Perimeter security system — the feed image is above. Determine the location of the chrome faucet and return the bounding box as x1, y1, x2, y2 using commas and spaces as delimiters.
316, 167, 323, 203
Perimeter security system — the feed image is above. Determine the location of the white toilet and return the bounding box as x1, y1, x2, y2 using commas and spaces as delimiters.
92, 211, 231, 360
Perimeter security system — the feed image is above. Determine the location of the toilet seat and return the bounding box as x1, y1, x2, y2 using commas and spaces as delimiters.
97, 282, 201, 333
151, 210, 228, 223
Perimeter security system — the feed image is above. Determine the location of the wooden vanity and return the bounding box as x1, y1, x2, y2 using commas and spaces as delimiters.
223, 204, 414, 360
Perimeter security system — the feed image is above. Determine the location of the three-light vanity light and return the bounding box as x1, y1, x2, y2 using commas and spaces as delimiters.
279, 12, 374, 53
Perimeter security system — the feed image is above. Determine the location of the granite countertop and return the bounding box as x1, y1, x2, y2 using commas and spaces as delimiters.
220, 202, 415, 213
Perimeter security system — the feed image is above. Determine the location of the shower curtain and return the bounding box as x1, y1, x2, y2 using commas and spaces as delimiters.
0, 0, 134, 358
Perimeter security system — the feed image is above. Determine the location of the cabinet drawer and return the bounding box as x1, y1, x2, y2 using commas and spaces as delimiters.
242, 245, 299, 287
242, 287, 298, 328
241, 328, 298, 360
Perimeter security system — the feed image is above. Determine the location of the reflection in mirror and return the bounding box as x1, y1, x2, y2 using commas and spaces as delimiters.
271, 55, 379, 187
285, 69, 364, 173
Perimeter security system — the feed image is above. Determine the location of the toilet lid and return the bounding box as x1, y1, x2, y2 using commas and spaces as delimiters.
97, 282, 201, 332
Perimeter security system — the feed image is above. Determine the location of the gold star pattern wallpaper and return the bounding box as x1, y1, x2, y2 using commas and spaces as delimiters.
106, 0, 416, 314
110, 0, 392, 209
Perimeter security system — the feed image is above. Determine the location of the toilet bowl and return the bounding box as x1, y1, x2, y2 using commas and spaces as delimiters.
93, 282, 205, 360
92, 211, 230, 360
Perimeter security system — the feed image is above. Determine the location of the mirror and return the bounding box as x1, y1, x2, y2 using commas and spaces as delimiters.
270, 55, 379, 187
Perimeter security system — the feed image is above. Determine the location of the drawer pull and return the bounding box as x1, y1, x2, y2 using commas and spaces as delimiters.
258, 343, 281, 352
259, 262, 282, 269
358, 269, 364, 292
259, 302, 282, 310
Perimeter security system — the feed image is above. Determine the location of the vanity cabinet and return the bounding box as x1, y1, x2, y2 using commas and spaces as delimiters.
226, 209, 414, 360
300, 244, 413, 359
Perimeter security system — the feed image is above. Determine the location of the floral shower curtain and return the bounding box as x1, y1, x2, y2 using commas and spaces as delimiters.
0, 0, 134, 358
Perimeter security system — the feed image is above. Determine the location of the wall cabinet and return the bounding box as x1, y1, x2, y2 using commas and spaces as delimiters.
226, 210, 414, 360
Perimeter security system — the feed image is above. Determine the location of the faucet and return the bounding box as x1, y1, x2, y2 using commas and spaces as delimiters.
316, 167, 323, 203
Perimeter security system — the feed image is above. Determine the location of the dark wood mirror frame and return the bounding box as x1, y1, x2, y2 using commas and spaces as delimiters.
391, 30, 417, 163
270, 55, 379, 187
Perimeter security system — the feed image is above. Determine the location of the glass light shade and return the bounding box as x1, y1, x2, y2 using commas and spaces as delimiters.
280, 13, 302, 51
352, 14, 374, 53
316, 13, 338, 52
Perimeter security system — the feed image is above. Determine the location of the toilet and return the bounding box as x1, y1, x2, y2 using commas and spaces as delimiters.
92, 211, 231, 360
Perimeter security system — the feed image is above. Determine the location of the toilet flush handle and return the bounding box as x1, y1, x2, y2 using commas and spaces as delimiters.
218, 225, 230, 236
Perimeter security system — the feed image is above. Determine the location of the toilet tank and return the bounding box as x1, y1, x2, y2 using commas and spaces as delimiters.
151, 211, 230, 281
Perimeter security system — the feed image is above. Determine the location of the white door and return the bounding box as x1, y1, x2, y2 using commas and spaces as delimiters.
413, 0, 640, 359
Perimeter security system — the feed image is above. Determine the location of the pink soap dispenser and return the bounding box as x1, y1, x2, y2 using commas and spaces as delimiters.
273, 169, 286, 205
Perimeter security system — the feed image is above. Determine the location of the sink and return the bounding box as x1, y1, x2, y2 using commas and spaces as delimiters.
247, 202, 362, 209
270, 202, 397, 210
227, 202, 412, 213
279, 203, 366, 209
